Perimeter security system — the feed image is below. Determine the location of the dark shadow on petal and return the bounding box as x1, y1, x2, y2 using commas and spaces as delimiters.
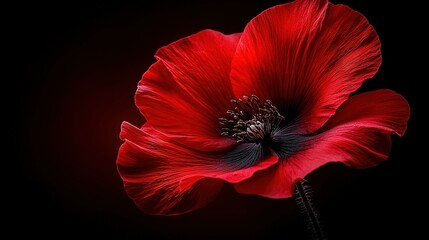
223, 143, 266, 170
270, 130, 307, 159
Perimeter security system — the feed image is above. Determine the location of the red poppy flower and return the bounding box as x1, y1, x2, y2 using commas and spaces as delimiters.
117, 0, 410, 215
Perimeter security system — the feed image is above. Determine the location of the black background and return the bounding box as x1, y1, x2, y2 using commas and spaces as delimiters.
11, 0, 424, 239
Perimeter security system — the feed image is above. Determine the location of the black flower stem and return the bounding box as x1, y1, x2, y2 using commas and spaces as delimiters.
295, 179, 327, 240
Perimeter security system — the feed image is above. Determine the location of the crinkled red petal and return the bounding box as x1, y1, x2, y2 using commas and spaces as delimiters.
136, 30, 241, 152
234, 90, 410, 198
117, 122, 278, 215
231, 0, 381, 134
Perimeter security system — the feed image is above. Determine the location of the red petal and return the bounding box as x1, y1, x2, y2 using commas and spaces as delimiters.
233, 161, 292, 198
117, 122, 277, 215
231, 0, 381, 134
234, 90, 410, 198
136, 30, 240, 151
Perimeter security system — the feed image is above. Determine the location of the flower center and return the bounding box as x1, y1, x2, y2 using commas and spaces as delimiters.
219, 95, 285, 143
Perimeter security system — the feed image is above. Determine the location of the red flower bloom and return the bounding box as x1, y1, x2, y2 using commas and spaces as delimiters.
117, 0, 410, 215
